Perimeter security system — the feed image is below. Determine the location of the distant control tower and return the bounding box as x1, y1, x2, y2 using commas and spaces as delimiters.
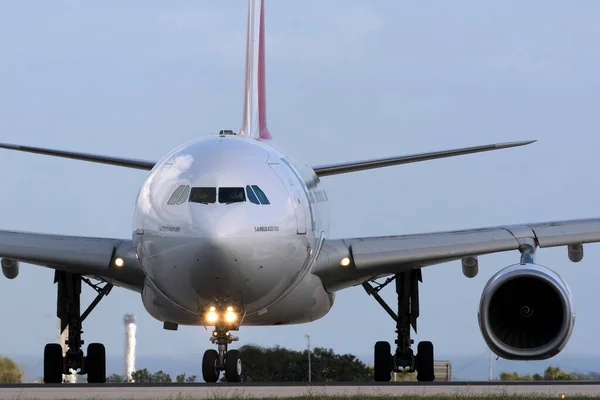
124, 314, 136, 382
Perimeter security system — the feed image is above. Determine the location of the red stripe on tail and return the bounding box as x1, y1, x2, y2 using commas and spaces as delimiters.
240, 0, 271, 140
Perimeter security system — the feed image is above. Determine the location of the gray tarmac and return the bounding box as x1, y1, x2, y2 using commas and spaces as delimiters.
0, 382, 600, 400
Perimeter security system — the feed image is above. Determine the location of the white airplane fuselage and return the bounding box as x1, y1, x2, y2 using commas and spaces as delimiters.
133, 134, 335, 327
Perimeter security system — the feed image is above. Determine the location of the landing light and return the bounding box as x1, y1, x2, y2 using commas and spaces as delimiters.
206, 311, 218, 324
225, 310, 238, 323
115, 258, 124, 267
340, 257, 350, 267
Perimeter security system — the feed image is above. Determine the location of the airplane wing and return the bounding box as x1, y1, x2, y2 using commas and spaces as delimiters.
312, 140, 535, 177
0, 140, 533, 175
0, 143, 156, 170
0, 229, 145, 292
312, 218, 600, 292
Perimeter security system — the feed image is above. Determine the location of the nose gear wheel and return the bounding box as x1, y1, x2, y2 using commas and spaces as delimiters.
202, 328, 243, 383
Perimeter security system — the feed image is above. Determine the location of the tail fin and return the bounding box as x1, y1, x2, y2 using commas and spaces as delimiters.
239, 0, 271, 140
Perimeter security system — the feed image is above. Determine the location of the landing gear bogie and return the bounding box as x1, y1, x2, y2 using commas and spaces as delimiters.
42, 271, 111, 384
365, 270, 435, 382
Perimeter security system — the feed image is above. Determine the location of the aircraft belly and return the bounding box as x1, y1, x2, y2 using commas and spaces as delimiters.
140, 278, 201, 325
242, 270, 334, 326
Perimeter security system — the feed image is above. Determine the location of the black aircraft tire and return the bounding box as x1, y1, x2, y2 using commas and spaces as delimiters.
43, 343, 64, 384
86, 343, 107, 383
202, 349, 220, 383
225, 349, 243, 383
374, 341, 392, 382
416, 341, 435, 382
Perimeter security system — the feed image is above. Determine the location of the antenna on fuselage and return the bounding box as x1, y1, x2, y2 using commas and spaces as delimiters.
219, 130, 236, 136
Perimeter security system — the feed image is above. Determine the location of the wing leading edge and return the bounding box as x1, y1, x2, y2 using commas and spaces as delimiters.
0, 230, 145, 292
312, 218, 600, 292
312, 140, 535, 177
0, 143, 155, 170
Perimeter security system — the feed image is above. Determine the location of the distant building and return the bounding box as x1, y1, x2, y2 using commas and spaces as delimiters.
435, 360, 451, 381
391, 361, 451, 382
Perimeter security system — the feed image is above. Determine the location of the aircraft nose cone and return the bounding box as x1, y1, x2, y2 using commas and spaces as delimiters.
193, 238, 246, 298
186, 204, 305, 314
188, 207, 256, 305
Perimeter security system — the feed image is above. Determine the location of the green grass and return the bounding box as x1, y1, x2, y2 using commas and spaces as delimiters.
198, 397, 596, 400
72, 396, 600, 400
16, 392, 600, 400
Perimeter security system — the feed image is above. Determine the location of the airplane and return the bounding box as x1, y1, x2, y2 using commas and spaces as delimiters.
1, 0, 599, 385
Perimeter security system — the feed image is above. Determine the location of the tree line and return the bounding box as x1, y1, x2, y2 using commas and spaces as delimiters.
107, 369, 197, 383
110, 344, 373, 382
499, 366, 598, 381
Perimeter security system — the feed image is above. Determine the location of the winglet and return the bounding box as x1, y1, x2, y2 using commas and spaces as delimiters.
239, 0, 271, 140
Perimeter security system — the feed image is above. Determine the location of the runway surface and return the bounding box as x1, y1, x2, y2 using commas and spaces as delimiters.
1, 382, 600, 400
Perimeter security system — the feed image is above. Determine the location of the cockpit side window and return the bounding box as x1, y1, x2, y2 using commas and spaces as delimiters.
167, 185, 185, 205
246, 185, 260, 205
219, 187, 246, 204
251, 185, 270, 205
176, 185, 190, 205
190, 187, 216, 204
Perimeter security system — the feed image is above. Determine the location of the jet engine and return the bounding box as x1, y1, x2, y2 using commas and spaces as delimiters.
1, 258, 19, 279
478, 263, 574, 360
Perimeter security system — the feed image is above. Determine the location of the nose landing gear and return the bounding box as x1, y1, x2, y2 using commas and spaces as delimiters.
201, 305, 244, 383
202, 329, 243, 383
364, 269, 435, 382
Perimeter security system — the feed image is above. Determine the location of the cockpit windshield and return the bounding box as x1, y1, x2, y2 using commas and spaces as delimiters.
218, 187, 246, 204
167, 185, 185, 205
189, 187, 216, 204
246, 185, 260, 204
251, 185, 270, 205
184, 185, 270, 205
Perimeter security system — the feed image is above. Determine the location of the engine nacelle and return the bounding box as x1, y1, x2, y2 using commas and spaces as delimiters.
478, 263, 574, 360
1, 258, 19, 279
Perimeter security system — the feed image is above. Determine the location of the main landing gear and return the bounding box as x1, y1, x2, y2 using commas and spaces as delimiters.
201, 305, 244, 383
44, 271, 112, 384
363, 269, 435, 382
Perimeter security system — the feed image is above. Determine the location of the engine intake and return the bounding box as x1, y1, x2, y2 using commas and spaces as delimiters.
478, 263, 574, 360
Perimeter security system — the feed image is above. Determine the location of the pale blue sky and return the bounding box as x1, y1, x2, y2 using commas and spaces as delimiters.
1, 0, 600, 367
